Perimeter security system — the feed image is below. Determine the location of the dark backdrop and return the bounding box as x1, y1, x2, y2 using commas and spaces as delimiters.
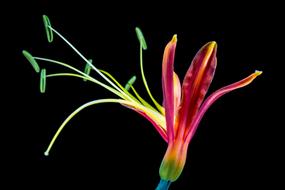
2, 1, 282, 189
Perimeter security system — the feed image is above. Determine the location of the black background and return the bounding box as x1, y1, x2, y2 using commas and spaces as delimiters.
2, 1, 282, 189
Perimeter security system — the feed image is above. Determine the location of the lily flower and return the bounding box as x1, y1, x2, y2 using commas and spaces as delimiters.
23, 15, 262, 190
156, 36, 262, 189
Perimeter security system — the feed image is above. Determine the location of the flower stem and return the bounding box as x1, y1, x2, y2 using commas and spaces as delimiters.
156, 179, 171, 190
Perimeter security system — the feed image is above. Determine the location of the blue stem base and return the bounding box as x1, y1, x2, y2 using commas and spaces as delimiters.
156, 179, 172, 190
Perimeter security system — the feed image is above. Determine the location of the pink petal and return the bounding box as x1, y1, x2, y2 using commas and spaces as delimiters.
122, 104, 168, 142
136, 110, 168, 143
185, 71, 263, 143
176, 42, 217, 139
162, 35, 178, 142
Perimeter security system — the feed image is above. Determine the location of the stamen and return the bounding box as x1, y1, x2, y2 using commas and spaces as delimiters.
130, 86, 156, 111
138, 38, 163, 112
83, 59, 93, 81
135, 27, 147, 50
34, 57, 126, 100
43, 15, 53, 43
22, 50, 40, 73
99, 69, 140, 103
124, 75, 136, 91
47, 26, 131, 101
40, 68, 46, 93
44, 98, 163, 156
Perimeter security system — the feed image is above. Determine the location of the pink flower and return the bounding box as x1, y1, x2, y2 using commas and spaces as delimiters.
155, 35, 262, 189
23, 16, 262, 189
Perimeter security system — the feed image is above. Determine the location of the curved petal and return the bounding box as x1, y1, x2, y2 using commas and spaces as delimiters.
162, 35, 177, 142
121, 103, 167, 142
176, 42, 217, 139
135, 110, 168, 143
185, 70, 263, 143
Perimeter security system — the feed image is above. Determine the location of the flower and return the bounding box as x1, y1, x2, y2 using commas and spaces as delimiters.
23, 15, 262, 190
156, 35, 262, 189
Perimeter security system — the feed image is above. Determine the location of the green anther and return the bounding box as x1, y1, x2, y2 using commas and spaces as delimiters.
22, 50, 40, 73
43, 15, 53, 43
135, 27, 147, 50
40, 68, 46, 93
125, 76, 137, 91
83, 59, 93, 81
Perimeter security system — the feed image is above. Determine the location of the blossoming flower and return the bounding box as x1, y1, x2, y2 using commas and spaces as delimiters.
23, 15, 262, 189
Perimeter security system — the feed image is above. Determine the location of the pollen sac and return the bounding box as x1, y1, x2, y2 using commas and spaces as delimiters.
40, 68, 46, 93
125, 75, 137, 91
22, 50, 40, 73
43, 15, 53, 43
135, 27, 147, 50
83, 59, 93, 81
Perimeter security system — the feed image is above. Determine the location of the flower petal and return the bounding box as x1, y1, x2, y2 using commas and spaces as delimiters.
185, 70, 262, 142
162, 35, 177, 142
121, 103, 167, 142
135, 110, 168, 142
176, 42, 217, 139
